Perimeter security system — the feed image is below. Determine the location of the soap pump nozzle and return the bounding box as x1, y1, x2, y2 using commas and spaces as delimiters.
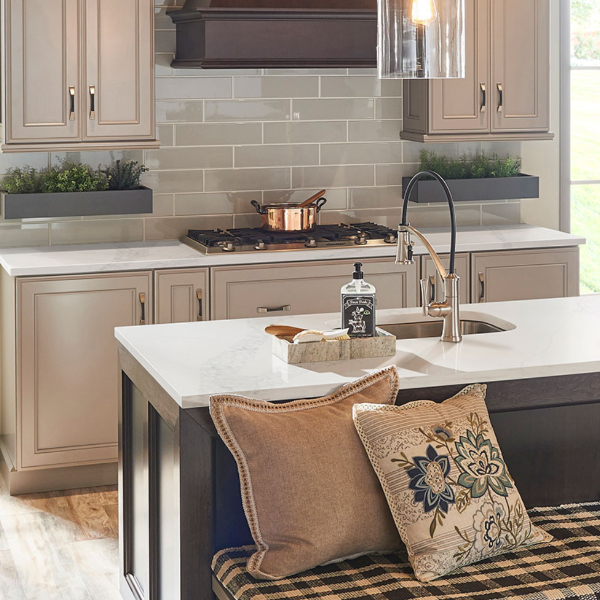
353, 262, 364, 280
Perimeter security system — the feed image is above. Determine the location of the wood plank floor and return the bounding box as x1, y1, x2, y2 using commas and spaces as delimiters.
0, 479, 120, 600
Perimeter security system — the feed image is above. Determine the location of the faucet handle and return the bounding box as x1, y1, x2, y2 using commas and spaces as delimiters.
420, 279, 430, 316
396, 227, 414, 265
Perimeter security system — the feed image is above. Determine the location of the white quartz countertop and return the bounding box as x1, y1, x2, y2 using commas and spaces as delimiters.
115, 295, 600, 409
0, 225, 585, 277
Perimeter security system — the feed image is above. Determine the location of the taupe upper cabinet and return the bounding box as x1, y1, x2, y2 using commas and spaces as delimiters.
2, 0, 157, 152
402, 0, 552, 142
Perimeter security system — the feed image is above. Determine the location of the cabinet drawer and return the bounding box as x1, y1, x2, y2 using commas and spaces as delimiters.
471, 248, 580, 303
211, 259, 418, 320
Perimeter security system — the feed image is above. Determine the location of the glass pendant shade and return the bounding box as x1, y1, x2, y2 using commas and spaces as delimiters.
378, 0, 466, 79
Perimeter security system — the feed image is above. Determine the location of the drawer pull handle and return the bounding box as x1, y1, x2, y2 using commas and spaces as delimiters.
257, 304, 291, 314
69, 86, 76, 121
480, 82, 486, 113
139, 292, 146, 325
497, 83, 503, 113
196, 290, 203, 321
89, 86, 96, 120
478, 272, 485, 302
428, 275, 436, 304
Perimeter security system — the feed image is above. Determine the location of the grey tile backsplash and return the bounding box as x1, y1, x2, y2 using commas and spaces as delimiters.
0, 1, 523, 249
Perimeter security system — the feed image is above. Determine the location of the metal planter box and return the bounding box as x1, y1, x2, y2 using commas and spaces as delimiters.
0, 186, 153, 219
402, 174, 539, 203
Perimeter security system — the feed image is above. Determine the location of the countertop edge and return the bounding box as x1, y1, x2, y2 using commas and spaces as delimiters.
0, 226, 586, 277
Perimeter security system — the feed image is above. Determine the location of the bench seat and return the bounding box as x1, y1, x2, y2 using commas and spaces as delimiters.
212, 502, 600, 600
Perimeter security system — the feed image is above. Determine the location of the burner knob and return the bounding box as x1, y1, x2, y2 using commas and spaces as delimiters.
384, 233, 398, 244
355, 233, 368, 246
221, 241, 236, 252
305, 238, 318, 248
254, 240, 267, 251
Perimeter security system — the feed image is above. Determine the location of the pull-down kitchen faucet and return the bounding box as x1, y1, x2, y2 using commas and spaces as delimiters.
396, 170, 462, 343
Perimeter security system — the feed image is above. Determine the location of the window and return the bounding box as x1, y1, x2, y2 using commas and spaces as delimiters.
570, 0, 600, 293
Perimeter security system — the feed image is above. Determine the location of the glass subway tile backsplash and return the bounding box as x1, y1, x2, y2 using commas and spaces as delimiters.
0, 0, 523, 248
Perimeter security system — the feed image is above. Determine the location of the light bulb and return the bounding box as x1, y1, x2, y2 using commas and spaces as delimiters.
411, 0, 437, 25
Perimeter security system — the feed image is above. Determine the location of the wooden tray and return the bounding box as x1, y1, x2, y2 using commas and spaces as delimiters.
272, 328, 396, 364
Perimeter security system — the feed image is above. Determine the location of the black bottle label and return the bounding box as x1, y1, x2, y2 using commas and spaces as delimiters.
342, 295, 376, 338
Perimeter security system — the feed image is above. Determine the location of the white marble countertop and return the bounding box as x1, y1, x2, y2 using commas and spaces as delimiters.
115, 295, 600, 409
0, 225, 585, 277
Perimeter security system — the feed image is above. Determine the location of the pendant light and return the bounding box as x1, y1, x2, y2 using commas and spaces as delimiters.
378, 0, 466, 79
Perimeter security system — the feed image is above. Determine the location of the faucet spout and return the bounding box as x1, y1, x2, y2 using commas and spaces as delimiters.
396, 170, 462, 343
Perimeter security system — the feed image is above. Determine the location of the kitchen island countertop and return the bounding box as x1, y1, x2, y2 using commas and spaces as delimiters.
115, 294, 600, 409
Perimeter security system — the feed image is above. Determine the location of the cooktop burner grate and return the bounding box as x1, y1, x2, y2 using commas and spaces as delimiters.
183, 223, 398, 254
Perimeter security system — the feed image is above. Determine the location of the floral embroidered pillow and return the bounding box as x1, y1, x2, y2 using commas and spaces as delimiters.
353, 384, 552, 582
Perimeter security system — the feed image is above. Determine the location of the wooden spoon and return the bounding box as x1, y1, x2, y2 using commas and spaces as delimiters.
265, 325, 305, 338
297, 189, 327, 208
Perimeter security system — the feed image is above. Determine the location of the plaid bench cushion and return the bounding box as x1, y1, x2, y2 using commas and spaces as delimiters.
212, 502, 600, 600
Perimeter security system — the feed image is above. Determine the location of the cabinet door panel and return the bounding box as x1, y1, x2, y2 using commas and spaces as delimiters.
155, 268, 209, 324
430, 0, 490, 133
211, 259, 418, 320
84, 0, 154, 139
471, 248, 579, 303
8, 0, 80, 142
421, 253, 470, 305
491, 0, 550, 132
18, 272, 152, 469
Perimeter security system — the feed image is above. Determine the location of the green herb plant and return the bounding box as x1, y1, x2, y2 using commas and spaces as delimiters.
1, 160, 148, 194
419, 150, 522, 180
1, 167, 47, 194
103, 160, 148, 191
44, 162, 109, 193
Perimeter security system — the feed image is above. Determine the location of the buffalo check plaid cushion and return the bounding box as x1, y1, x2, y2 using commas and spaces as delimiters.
212, 502, 600, 600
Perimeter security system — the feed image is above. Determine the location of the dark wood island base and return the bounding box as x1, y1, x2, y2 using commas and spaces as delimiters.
117, 344, 600, 600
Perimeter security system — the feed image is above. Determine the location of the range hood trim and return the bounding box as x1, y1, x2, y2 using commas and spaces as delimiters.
169, 4, 378, 69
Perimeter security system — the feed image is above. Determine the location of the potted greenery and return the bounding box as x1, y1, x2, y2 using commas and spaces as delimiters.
0, 160, 152, 219
402, 151, 539, 203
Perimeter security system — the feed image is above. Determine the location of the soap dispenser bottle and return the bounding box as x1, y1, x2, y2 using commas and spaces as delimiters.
341, 262, 376, 338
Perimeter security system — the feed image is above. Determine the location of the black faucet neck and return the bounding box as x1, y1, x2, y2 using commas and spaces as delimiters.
401, 170, 457, 275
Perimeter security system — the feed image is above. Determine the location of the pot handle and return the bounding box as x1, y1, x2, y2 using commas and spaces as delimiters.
316, 197, 327, 212
250, 200, 267, 215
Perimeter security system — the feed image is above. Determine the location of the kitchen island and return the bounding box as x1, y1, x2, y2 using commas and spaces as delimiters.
115, 295, 600, 600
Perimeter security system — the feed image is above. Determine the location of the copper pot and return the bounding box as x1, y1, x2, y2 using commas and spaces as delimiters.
250, 198, 327, 232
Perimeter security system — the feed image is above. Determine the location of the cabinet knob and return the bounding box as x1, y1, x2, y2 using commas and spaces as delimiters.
69, 87, 76, 121
196, 290, 203, 321
89, 86, 96, 120
139, 292, 146, 325
480, 83, 486, 113
478, 272, 485, 302
257, 305, 291, 314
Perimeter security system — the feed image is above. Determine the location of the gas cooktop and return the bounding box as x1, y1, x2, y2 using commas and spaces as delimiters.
182, 223, 398, 254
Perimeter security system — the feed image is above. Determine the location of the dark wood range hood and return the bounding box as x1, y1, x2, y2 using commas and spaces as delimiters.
168, 0, 377, 69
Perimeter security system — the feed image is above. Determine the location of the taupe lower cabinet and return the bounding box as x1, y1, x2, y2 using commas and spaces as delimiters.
402, 0, 552, 142
17, 272, 152, 470
155, 268, 208, 324
210, 259, 419, 320
2, 0, 157, 152
0, 248, 581, 494
471, 248, 580, 303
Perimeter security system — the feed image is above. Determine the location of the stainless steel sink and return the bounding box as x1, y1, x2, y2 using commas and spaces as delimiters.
379, 320, 505, 340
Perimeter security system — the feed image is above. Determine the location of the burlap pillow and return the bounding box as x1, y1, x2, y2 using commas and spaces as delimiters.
210, 367, 402, 580
353, 384, 552, 582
